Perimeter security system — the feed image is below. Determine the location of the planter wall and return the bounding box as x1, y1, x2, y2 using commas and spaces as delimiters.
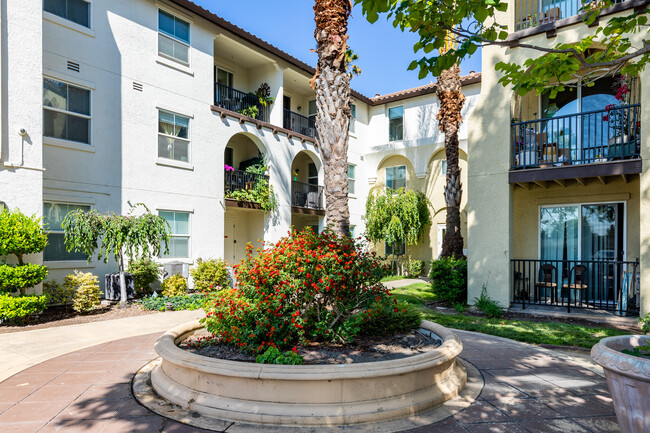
151, 320, 466, 427
591, 335, 650, 433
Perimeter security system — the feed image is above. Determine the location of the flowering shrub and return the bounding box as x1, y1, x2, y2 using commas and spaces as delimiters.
202, 228, 395, 354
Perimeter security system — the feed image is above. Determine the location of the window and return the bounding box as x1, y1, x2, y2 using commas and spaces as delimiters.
349, 103, 357, 134
308, 163, 318, 185
43, 203, 90, 261
44, 0, 90, 28
388, 106, 403, 141
308, 100, 317, 122
350, 225, 356, 238
386, 241, 405, 256
43, 78, 91, 144
158, 110, 190, 162
385, 165, 406, 191
224, 147, 234, 168
160, 211, 190, 258
216, 68, 233, 88
348, 164, 356, 194
441, 160, 447, 177
158, 9, 190, 65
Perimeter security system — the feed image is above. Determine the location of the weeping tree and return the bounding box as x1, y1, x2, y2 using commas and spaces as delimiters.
365, 186, 431, 273
311, 0, 353, 237
62, 205, 170, 307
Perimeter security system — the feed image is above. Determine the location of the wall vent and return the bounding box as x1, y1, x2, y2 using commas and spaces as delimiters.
133, 82, 143, 92
360, 155, 365, 161
67, 61, 80, 72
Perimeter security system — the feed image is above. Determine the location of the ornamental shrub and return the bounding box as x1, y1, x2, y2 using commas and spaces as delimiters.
429, 256, 467, 304
255, 347, 303, 365
0, 294, 48, 323
64, 271, 101, 313
128, 257, 161, 294
0, 208, 49, 295
190, 258, 229, 292
202, 228, 393, 354
43, 280, 75, 306
358, 300, 422, 337
404, 257, 424, 277
139, 294, 204, 312
161, 274, 187, 297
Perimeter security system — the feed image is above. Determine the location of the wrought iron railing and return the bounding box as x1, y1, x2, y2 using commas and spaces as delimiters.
291, 181, 324, 210
283, 109, 316, 138
515, 0, 627, 31
224, 169, 269, 195
512, 104, 640, 169
511, 258, 640, 314
215, 83, 269, 123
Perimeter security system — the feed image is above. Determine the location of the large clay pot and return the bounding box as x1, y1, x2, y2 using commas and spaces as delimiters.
591, 335, 650, 433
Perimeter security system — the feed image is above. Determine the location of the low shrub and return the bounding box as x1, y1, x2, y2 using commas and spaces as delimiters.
64, 271, 101, 313
639, 314, 650, 334
255, 347, 304, 365
203, 228, 393, 354
473, 286, 503, 318
404, 257, 424, 277
0, 294, 48, 323
429, 257, 467, 304
127, 257, 161, 294
139, 294, 204, 312
358, 300, 422, 337
190, 258, 229, 292
0, 264, 49, 295
43, 280, 75, 306
161, 274, 187, 297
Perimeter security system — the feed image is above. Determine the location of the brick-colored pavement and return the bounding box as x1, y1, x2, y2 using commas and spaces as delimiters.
0, 331, 620, 433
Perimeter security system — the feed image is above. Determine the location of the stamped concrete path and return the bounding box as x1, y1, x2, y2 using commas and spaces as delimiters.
0, 315, 620, 433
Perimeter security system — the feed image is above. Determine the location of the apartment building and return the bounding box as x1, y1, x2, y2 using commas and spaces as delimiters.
0, 0, 480, 291
469, 0, 649, 315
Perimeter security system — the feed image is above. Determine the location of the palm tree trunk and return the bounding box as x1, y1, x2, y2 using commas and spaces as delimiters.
437, 64, 465, 258
312, 0, 352, 237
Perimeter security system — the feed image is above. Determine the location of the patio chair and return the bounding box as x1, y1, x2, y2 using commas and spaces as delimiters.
535, 264, 557, 303
561, 265, 588, 312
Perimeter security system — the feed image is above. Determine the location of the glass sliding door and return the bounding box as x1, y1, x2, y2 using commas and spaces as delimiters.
540, 206, 579, 263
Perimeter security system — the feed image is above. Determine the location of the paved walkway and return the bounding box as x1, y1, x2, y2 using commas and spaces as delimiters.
0, 322, 620, 433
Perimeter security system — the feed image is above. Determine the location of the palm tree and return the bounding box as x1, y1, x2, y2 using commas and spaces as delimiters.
311, 0, 353, 237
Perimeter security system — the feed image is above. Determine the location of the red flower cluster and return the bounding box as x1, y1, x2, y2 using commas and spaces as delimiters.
202, 228, 390, 354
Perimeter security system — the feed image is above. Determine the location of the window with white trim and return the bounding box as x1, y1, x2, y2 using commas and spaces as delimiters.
159, 211, 190, 258
441, 160, 447, 177
348, 164, 356, 194
385, 165, 406, 191
349, 103, 357, 134
158, 9, 190, 65
43, 202, 90, 261
388, 106, 403, 141
44, 0, 90, 28
43, 78, 91, 144
158, 110, 190, 162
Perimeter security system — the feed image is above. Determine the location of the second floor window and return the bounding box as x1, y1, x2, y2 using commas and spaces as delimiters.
158, 110, 190, 162
43, 78, 91, 144
160, 211, 190, 259
43, 202, 90, 262
388, 106, 403, 141
216, 68, 234, 87
350, 103, 357, 134
348, 164, 356, 194
386, 165, 406, 191
44, 0, 90, 28
158, 9, 190, 65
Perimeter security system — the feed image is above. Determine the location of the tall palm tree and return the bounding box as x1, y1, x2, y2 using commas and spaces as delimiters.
311, 0, 353, 237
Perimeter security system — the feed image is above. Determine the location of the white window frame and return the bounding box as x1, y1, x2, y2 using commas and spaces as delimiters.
158, 8, 191, 66
440, 160, 447, 177
43, 0, 92, 29
157, 109, 191, 164
43, 77, 92, 146
385, 165, 406, 191
43, 202, 91, 264
348, 163, 356, 195
159, 210, 191, 260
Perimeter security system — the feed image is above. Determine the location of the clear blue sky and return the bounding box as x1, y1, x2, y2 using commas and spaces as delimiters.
191, 0, 482, 97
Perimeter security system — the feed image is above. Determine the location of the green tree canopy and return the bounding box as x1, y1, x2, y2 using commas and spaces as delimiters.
356, 0, 649, 96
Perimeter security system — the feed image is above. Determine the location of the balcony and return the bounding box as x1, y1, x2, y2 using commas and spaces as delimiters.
510, 104, 641, 185
291, 181, 324, 214
215, 83, 270, 123
515, 0, 628, 31
511, 258, 640, 314
224, 168, 270, 209
283, 109, 316, 138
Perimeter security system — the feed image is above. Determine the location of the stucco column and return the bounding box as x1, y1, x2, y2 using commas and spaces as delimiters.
638, 69, 650, 315
467, 45, 514, 307
264, 140, 292, 243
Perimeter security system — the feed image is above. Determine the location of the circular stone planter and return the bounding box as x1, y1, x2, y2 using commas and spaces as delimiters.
150, 320, 466, 427
591, 335, 650, 433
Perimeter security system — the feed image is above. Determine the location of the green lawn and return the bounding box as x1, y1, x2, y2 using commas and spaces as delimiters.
392, 283, 629, 349
380, 275, 411, 282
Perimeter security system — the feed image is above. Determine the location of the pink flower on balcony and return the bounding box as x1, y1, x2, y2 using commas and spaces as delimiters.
605, 104, 615, 112
225, 164, 235, 172
602, 115, 609, 122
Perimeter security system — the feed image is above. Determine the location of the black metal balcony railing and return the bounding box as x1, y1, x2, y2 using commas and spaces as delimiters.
511, 259, 640, 314
515, 0, 627, 31
224, 168, 269, 195
215, 83, 270, 123
291, 181, 324, 210
512, 104, 640, 169
283, 109, 316, 138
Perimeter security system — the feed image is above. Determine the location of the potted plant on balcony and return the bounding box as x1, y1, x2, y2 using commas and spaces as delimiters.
604, 77, 633, 159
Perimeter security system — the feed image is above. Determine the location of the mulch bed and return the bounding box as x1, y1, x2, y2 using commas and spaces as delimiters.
181, 329, 441, 365
0, 303, 157, 334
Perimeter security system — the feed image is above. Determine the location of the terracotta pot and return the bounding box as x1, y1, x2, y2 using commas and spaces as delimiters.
591, 335, 650, 433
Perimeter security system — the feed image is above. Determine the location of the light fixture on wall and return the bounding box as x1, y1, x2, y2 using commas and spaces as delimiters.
297, 106, 302, 111
0, 201, 6, 210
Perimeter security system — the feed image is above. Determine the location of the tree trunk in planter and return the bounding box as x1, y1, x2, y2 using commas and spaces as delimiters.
312, 0, 352, 237
437, 64, 465, 258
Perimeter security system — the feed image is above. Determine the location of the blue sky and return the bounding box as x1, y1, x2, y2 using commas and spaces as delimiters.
192, 0, 482, 97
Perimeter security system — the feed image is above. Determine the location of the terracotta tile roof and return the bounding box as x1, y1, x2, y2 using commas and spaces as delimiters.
166, 0, 481, 106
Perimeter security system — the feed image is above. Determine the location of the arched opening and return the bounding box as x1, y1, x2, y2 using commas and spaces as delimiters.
375, 154, 416, 190
290, 150, 324, 232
